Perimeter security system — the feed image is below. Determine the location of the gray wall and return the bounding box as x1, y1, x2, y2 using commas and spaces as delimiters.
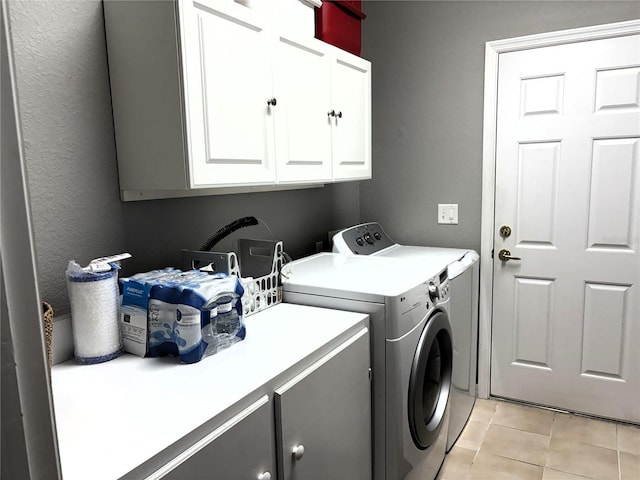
11, 0, 638, 314
361, 0, 640, 252
8, 0, 360, 315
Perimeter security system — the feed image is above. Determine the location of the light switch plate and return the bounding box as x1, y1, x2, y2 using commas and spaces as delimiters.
438, 204, 458, 224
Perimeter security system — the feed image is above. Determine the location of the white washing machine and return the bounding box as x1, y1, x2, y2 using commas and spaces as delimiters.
333, 222, 479, 452
282, 253, 452, 480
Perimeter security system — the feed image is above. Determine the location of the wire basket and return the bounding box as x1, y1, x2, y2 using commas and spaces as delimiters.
181, 239, 284, 317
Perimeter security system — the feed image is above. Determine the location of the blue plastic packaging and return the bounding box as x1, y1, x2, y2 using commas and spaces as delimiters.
144, 272, 245, 363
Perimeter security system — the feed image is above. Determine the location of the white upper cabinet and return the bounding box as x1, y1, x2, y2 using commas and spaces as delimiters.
181, 1, 277, 187
329, 49, 372, 181
104, 0, 371, 200
273, 34, 332, 184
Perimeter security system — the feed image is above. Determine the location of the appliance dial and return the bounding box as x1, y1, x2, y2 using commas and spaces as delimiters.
363, 233, 374, 245
373, 231, 381, 240
428, 283, 439, 302
355, 237, 365, 246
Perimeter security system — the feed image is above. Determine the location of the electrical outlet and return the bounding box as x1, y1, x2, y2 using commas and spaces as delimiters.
438, 204, 459, 225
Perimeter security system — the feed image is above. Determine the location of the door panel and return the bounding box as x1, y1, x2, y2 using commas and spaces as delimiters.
581, 283, 628, 379
157, 396, 274, 480
520, 74, 564, 116
330, 52, 371, 180
594, 66, 640, 112
273, 35, 332, 183
274, 328, 371, 480
183, 1, 276, 187
515, 142, 560, 246
491, 34, 640, 423
512, 277, 554, 369
587, 138, 638, 249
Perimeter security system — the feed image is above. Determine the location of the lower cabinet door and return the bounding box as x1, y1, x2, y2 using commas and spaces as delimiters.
155, 396, 275, 480
274, 328, 371, 480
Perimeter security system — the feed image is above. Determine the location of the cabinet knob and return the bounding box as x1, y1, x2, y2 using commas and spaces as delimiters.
336, 111, 343, 118
327, 110, 336, 117
257, 472, 271, 480
292, 444, 305, 461
267, 98, 277, 106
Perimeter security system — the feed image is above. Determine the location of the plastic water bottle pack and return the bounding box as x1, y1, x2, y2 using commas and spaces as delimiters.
120, 269, 245, 363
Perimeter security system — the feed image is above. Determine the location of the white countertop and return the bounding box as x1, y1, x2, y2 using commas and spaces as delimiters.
52, 303, 368, 480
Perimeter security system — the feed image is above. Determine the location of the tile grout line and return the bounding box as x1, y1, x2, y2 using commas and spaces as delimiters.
469, 402, 497, 473
545, 411, 556, 471
471, 402, 552, 476
458, 398, 635, 480
485, 409, 553, 475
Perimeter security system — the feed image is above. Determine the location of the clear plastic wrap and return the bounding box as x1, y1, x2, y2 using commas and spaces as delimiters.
66, 260, 122, 364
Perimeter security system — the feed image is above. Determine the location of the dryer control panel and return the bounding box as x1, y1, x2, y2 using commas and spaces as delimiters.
388, 268, 450, 340
333, 222, 395, 255
432, 267, 451, 303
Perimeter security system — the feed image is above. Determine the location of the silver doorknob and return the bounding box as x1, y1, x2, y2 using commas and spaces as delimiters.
292, 444, 305, 460
498, 249, 521, 262
328, 110, 336, 117
336, 111, 343, 118
267, 98, 277, 106
257, 472, 271, 480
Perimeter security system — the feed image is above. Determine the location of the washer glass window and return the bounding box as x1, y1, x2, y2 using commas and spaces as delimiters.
408, 310, 453, 450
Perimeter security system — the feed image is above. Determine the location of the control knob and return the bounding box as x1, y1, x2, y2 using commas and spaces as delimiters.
363, 233, 375, 245
428, 283, 439, 302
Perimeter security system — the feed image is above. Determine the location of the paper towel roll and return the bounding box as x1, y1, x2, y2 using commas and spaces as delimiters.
67, 267, 122, 364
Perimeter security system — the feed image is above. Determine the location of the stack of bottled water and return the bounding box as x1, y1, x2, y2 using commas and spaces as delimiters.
215, 295, 241, 351
201, 293, 243, 358
121, 269, 245, 363
200, 302, 218, 358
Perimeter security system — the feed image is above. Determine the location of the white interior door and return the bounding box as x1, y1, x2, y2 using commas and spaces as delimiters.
491, 34, 640, 423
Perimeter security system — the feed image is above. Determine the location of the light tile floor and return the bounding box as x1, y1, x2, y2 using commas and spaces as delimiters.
437, 399, 640, 480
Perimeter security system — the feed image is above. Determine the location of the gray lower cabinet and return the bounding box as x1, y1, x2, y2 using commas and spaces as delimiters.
275, 330, 371, 480
152, 327, 371, 480
156, 396, 275, 480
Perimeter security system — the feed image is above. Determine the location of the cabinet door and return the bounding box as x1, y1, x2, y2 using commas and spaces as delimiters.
153, 396, 275, 480
273, 35, 332, 184
329, 51, 372, 181
274, 328, 371, 480
181, 0, 277, 187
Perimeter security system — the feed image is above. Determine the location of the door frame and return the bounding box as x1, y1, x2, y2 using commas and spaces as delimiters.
2, 1, 62, 477
478, 19, 640, 399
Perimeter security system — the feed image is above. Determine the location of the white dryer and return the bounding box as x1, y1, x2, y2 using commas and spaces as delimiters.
333, 222, 479, 452
282, 253, 452, 480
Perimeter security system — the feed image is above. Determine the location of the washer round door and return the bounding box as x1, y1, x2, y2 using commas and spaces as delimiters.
408, 309, 453, 450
